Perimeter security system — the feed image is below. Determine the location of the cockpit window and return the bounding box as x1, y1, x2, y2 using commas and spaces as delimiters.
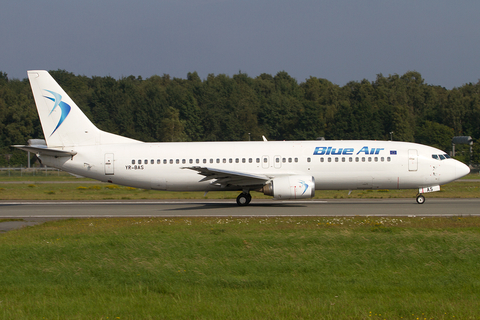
432, 154, 451, 160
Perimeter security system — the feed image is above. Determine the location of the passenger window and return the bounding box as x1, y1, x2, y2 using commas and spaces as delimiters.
169, 159, 173, 164
256, 158, 260, 163
176, 159, 179, 164
320, 157, 324, 163
368, 157, 372, 162
342, 157, 345, 162
335, 157, 339, 162
216, 159, 220, 163
362, 157, 365, 162
349, 157, 353, 162
157, 159, 161, 164
381, 157, 384, 162
229, 158, 233, 163
263, 158, 268, 163
223, 158, 226, 163
182, 159, 186, 164
387, 157, 391, 162
210, 159, 213, 163
282, 158, 286, 163
307, 157, 311, 163
138, 160, 142, 164
203, 159, 207, 164
189, 159, 193, 164
145, 159, 148, 164
288, 158, 292, 163
276, 158, 280, 163
151, 159, 154, 164
355, 157, 359, 162
328, 157, 331, 162
164, 159, 167, 164
132, 160, 135, 164
249, 158, 253, 163
236, 158, 239, 163
243, 158, 246, 163
374, 157, 378, 162
295, 158, 298, 163
196, 159, 200, 164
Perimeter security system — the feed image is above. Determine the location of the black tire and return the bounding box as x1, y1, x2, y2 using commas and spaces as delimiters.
416, 194, 425, 204
236, 193, 251, 206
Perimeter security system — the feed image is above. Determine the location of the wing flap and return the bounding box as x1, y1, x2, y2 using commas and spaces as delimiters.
183, 166, 270, 187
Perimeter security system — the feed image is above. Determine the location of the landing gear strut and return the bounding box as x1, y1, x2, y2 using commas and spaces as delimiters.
416, 194, 425, 204
236, 192, 252, 206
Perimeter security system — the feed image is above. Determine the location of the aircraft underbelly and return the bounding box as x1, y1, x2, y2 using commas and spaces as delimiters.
151, 177, 167, 190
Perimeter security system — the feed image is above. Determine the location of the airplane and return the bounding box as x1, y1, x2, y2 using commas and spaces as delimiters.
14, 70, 470, 206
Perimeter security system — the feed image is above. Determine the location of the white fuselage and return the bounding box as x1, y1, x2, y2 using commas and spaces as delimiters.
39, 140, 469, 192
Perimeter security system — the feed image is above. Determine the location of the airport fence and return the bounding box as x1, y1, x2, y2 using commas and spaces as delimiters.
0, 167, 65, 178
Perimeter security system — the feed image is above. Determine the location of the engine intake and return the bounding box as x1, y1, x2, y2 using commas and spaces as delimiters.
261, 175, 315, 200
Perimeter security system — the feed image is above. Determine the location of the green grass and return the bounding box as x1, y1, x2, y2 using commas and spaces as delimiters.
0, 179, 478, 200
456, 172, 480, 179
1, 216, 480, 319
0, 171, 477, 200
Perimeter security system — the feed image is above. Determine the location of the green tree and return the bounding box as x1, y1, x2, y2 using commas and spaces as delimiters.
157, 107, 187, 142
416, 121, 454, 151
166, 79, 202, 141
328, 80, 382, 140
300, 77, 340, 139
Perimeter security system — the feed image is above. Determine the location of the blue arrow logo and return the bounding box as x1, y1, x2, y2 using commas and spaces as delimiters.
299, 180, 309, 195
43, 90, 71, 136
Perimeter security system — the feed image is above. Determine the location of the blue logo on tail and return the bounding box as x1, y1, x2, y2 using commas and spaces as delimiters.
43, 90, 71, 136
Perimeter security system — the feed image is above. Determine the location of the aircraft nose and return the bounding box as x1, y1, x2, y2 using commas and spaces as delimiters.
455, 160, 470, 179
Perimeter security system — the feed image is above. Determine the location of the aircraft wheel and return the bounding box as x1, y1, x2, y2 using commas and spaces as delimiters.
236, 193, 251, 206
416, 194, 425, 204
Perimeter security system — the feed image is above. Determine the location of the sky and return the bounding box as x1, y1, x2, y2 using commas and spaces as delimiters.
1, 0, 479, 89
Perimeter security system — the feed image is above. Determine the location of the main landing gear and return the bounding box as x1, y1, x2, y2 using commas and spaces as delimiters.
416, 194, 425, 204
236, 192, 252, 206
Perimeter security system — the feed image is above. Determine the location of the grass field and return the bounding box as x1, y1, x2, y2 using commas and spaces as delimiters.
1, 216, 480, 319
1, 173, 479, 318
0, 173, 478, 201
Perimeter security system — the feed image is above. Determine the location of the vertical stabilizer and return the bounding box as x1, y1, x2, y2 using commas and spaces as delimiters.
28, 70, 140, 147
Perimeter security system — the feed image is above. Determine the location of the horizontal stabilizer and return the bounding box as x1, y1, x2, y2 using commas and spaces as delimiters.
13, 145, 77, 157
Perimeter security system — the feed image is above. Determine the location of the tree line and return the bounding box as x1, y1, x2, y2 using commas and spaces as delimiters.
1, 70, 479, 166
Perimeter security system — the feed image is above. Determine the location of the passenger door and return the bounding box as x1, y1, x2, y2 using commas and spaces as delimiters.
104, 153, 114, 175
408, 149, 418, 171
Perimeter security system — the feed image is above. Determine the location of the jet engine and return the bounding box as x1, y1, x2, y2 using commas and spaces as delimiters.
260, 175, 315, 200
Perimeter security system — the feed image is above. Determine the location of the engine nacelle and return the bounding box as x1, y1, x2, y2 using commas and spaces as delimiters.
261, 175, 315, 200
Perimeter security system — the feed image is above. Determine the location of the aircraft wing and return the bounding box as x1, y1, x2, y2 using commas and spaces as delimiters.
183, 166, 270, 188
13, 145, 77, 157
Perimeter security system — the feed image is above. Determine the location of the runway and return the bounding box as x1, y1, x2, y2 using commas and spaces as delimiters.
1, 198, 479, 231
2, 198, 479, 217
